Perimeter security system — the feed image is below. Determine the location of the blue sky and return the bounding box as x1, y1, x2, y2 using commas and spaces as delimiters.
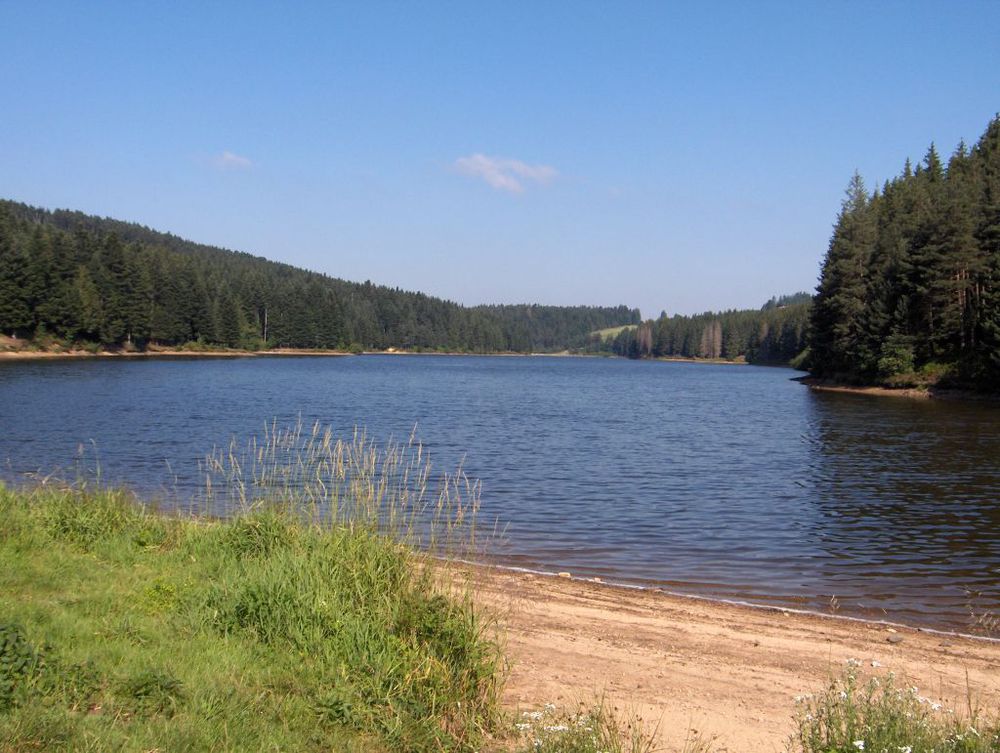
2, 2, 998, 317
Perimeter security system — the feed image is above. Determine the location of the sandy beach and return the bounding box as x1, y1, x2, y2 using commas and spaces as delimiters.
475, 567, 1000, 752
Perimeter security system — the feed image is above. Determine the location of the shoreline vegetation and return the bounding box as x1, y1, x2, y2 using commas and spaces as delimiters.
0, 334, 755, 364
0, 342, 750, 364
796, 375, 1000, 402
10, 336, 1000, 403
3, 423, 998, 752
10, 338, 1000, 404
808, 116, 1000, 394
0, 342, 580, 361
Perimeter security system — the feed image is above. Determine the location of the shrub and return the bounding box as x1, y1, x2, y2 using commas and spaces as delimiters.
877, 339, 915, 379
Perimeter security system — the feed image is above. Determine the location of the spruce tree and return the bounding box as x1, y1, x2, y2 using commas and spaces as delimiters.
810, 172, 875, 377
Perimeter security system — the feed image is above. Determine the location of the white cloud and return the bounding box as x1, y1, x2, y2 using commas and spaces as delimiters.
212, 151, 253, 170
454, 153, 557, 193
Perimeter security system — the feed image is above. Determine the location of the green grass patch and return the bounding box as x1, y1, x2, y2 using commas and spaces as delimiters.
0, 482, 503, 752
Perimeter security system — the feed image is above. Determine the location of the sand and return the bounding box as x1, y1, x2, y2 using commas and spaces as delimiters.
475, 568, 1000, 752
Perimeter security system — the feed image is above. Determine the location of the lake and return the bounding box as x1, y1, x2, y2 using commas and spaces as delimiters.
2, 354, 998, 632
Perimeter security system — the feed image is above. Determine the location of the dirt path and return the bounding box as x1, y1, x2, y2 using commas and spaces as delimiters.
474, 568, 1000, 752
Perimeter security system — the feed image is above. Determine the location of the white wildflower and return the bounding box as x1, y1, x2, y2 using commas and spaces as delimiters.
853, 741, 865, 751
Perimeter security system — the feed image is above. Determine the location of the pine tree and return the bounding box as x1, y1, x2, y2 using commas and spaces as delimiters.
974, 116, 1000, 385
0, 217, 34, 337
810, 172, 875, 376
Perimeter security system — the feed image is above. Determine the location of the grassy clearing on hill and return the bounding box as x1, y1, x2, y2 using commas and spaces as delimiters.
590, 325, 636, 340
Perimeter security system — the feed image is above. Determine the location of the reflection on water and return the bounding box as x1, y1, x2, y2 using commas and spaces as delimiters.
0, 355, 998, 630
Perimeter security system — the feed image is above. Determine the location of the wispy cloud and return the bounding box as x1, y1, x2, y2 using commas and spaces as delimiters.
453, 153, 557, 193
212, 151, 253, 170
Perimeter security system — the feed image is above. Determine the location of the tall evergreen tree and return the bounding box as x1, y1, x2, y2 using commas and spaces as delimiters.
810, 172, 875, 376
808, 116, 1000, 388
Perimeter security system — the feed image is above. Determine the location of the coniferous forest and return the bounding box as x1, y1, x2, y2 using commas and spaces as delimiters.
3, 115, 998, 385
0, 200, 639, 353
603, 114, 1000, 390
809, 115, 1000, 389
586, 292, 811, 364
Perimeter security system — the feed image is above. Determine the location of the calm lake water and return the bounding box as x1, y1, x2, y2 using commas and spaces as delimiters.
2, 354, 999, 631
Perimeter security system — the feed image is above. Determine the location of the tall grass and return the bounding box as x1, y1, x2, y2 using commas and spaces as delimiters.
0, 423, 505, 752
200, 420, 485, 558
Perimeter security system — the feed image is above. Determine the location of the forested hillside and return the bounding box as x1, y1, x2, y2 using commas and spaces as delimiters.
810, 115, 1000, 388
0, 201, 639, 353
588, 293, 811, 364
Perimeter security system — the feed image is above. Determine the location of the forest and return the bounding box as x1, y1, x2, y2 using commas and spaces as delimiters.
0, 201, 639, 353
587, 293, 811, 364
4, 115, 996, 377
809, 115, 1000, 388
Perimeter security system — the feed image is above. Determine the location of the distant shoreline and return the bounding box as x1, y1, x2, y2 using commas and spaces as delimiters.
654, 354, 747, 365
0, 342, 765, 366
0, 344, 579, 362
0, 346, 352, 361
796, 375, 1000, 402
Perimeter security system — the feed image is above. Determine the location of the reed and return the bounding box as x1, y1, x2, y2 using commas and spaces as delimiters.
200, 419, 484, 560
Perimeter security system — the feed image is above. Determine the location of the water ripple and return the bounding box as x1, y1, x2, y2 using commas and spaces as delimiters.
1, 355, 999, 629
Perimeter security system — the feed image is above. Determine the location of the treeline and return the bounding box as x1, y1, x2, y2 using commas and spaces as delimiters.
0, 200, 639, 352
583, 293, 811, 364
810, 115, 1000, 388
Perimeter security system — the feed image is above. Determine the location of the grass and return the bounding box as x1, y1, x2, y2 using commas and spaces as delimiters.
794, 662, 1000, 753
0, 423, 504, 752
